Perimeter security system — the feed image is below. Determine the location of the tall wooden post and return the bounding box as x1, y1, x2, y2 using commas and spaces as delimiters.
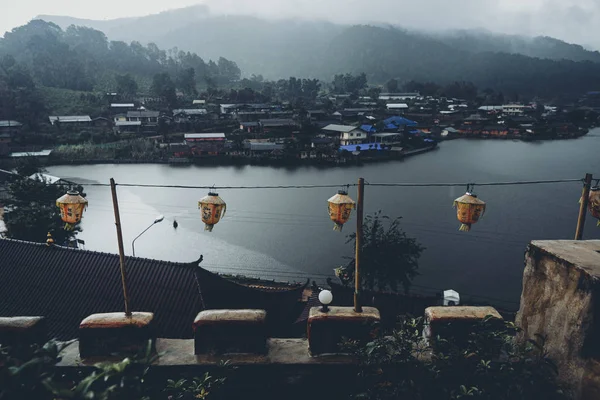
110, 178, 131, 316
354, 177, 365, 313
575, 173, 593, 240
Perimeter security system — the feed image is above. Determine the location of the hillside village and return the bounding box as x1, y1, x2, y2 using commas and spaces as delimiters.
0, 90, 595, 165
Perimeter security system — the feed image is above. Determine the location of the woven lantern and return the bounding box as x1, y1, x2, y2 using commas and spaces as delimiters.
198, 192, 226, 232
453, 192, 486, 232
588, 186, 600, 226
327, 190, 355, 231
56, 190, 88, 230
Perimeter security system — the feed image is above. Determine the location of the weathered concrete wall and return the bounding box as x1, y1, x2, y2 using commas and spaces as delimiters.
516, 240, 600, 400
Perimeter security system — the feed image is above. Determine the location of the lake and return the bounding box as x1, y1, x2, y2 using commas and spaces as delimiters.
47, 132, 600, 310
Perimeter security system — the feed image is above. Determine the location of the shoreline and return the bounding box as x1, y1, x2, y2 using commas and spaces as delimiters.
3, 131, 588, 170
43, 145, 440, 168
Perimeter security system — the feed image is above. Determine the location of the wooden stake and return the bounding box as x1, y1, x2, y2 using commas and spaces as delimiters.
575, 173, 593, 240
110, 178, 131, 316
354, 177, 365, 313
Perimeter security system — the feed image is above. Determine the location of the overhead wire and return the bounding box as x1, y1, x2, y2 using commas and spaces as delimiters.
77, 177, 586, 190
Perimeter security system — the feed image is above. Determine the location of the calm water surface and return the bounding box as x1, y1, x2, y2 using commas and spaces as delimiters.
47, 132, 600, 309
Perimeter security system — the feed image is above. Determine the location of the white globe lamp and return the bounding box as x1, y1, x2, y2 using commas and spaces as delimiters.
318, 289, 333, 312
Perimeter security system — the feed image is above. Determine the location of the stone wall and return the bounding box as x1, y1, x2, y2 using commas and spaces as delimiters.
516, 240, 600, 400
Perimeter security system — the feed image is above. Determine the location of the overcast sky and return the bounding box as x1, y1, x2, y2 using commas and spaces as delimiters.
1, 0, 600, 48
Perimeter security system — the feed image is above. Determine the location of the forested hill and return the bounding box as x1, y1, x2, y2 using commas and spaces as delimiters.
320, 25, 600, 97
40, 5, 600, 67
36, 7, 600, 97
432, 30, 600, 63
0, 19, 241, 93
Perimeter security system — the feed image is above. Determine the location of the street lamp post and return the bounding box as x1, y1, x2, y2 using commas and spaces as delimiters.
132, 215, 164, 257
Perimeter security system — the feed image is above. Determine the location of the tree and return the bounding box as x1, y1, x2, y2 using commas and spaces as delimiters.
0, 55, 45, 128
151, 72, 177, 107
3, 165, 85, 245
338, 212, 424, 293
385, 78, 399, 93
176, 67, 198, 96
368, 87, 382, 101
115, 73, 138, 100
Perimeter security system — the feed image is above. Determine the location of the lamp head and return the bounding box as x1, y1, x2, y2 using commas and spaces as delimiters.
154, 215, 165, 224
318, 289, 333, 312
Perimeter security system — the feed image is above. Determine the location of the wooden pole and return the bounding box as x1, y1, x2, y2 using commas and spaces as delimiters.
354, 177, 365, 313
110, 178, 131, 316
575, 173, 593, 240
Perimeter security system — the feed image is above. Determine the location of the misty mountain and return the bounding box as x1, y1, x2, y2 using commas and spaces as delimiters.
39, 5, 600, 79
434, 30, 600, 63
37, 5, 212, 44
17, 7, 600, 97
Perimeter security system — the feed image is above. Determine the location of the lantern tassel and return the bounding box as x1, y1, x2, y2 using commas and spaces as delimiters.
64, 223, 74, 231
205, 224, 214, 232
333, 223, 344, 232
459, 223, 471, 232
597, 220, 600, 227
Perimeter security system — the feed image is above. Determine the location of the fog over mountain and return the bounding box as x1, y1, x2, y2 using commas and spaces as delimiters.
4, 1, 600, 97
25, 2, 600, 84
2, 0, 600, 48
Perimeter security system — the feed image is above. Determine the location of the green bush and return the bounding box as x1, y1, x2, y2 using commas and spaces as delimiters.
0, 341, 230, 400
345, 317, 568, 400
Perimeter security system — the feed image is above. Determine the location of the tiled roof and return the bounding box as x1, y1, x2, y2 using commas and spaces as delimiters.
0, 239, 202, 340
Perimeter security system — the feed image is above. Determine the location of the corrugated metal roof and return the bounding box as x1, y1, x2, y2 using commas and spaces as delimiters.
322, 124, 358, 133
386, 103, 409, 109
10, 150, 53, 157
185, 133, 226, 139
29, 173, 64, 185
127, 111, 159, 118
0, 239, 203, 340
115, 121, 142, 126
0, 120, 22, 127
49, 116, 92, 124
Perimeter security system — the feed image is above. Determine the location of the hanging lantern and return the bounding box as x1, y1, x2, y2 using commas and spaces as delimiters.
588, 186, 600, 226
198, 192, 226, 232
56, 190, 88, 230
453, 192, 486, 232
327, 190, 355, 231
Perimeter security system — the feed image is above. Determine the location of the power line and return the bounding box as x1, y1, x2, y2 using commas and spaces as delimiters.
77, 177, 586, 190
366, 178, 583, 187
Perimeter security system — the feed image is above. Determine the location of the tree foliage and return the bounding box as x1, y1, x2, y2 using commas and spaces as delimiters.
0, 55, 45, 129
115, 74, 138, 100
0, 20, 240, 97
151, 72, 177, 108
0, 340, 230, 399
339, 212, 424, 293
346, 317, 567, 400
331, 73, 368, 94
3, 160, 85, 245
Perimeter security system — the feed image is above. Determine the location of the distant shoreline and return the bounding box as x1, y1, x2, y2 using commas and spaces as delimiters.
43, 145, 440, 168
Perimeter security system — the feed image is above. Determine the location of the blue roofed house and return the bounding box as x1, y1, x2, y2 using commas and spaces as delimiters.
383, 116, 418, 128
360, 124, 377, 134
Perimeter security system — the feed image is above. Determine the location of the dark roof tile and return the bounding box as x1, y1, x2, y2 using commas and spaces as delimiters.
0, 239, 201, 340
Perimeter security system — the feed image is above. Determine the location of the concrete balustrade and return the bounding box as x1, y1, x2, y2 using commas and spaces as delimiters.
78, 312, 155, 357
